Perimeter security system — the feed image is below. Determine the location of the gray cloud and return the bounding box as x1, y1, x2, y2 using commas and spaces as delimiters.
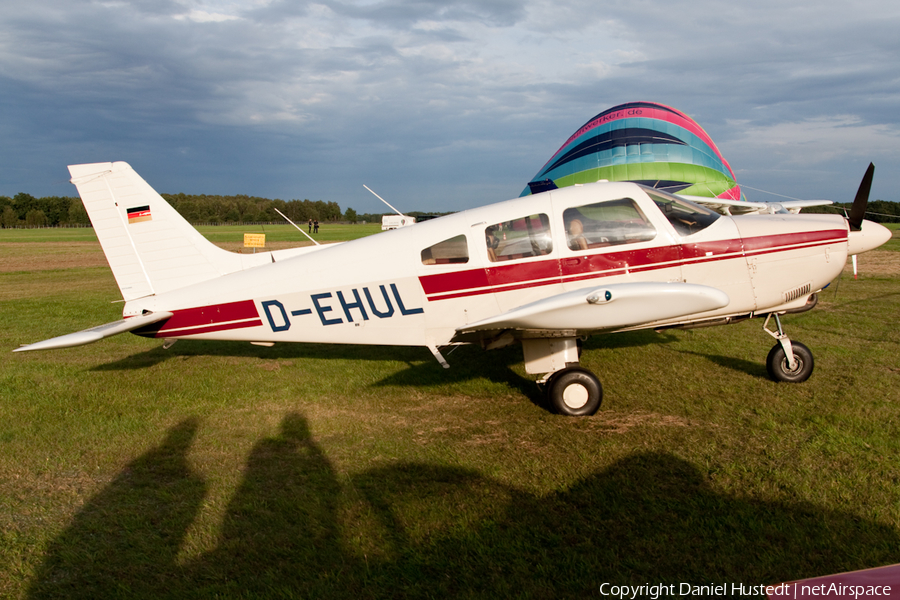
1, 0, 899, 210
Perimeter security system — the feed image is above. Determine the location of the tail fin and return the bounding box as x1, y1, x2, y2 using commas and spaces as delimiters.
69, 162, 250, 301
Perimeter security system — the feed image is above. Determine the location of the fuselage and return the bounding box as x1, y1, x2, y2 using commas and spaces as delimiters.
125, 182, 871, 349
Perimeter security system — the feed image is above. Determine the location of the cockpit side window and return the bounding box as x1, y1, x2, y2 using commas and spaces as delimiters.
485, 213, 552, 262
563, 199, 656, 251
643, 188, 720, 236
421, 234, 469, 265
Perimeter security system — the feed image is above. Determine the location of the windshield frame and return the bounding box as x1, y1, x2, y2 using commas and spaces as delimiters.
641, 186, 720, 237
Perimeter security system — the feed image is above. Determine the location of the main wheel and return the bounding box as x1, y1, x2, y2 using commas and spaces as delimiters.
766, 341, 814, 383
546, 367, 603, 416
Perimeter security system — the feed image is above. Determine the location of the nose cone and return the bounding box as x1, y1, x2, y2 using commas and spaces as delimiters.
847, 220, 893, 255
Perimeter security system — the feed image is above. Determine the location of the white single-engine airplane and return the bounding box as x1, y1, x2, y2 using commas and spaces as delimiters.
15, 162, 891, 416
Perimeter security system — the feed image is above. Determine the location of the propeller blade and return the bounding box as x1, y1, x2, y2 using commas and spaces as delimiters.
847, 162, 874, 231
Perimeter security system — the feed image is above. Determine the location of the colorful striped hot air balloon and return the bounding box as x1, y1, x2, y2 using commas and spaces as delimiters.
522, 101, 741, 200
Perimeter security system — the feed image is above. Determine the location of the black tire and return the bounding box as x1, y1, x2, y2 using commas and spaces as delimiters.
766, 341, 814, 383
546, 367, 603, 416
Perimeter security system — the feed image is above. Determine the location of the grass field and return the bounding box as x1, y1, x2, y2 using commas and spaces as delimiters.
1, 224, 899, 598
0, 222, 383, 244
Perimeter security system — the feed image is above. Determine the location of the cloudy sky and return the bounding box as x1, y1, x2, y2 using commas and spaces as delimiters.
2, 0, 899, 214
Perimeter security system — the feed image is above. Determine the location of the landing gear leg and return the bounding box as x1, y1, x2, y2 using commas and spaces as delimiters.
763, 313, 814, 383
523, 337, 603, 416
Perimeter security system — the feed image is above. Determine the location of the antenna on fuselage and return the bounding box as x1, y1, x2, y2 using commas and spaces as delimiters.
274, 207, 320, 246
363, 184, 404, 216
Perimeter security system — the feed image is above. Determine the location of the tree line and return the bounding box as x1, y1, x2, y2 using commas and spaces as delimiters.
0, 192, 350, 228
803, 200, 900, 222
4, 190, 896, 230
354, 211, 455, 224
161, 193, 343, 224
0, 194, 87, 228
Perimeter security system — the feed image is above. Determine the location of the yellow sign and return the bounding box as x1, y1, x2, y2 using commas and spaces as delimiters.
244, 233, 266, 248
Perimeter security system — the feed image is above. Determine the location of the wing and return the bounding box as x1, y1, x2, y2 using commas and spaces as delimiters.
681, 194, 834, 216
13, 311, 173, 352
767, 199, 834, 214
457, 282, 729, 334
678, 195, 768, 216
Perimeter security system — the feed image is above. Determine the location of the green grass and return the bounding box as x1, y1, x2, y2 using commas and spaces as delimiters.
195, 222, 383, 244
1, 227, 899, 599
882, 222, 900, 251
0, 228, 100, 242
0, 222, 383, 244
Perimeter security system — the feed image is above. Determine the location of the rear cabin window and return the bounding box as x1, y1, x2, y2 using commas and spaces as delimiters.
421, 234, 469, 265
643, 188, 720, 236
485, 214, 552, 262
563, 199, 656, 251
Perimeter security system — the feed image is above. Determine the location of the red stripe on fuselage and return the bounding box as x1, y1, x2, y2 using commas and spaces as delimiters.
156, 319, 263, 338
154, 300, 261, 337
418, 229, 847, 301
488, 258, 562, 286
741, 229, 845, 254
419, 268, 490, 295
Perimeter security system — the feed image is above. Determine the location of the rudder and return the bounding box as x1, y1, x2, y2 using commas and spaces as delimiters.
69, 162, 244, 301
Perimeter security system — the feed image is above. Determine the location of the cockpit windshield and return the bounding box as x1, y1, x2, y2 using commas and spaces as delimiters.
643, 187, 720, 236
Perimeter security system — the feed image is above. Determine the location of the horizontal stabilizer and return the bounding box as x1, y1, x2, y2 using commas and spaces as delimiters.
13, 311, 173, 352
459, 282, 729, 333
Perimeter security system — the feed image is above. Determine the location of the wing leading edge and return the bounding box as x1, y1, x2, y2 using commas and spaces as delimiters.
681, 194, 833, 216
458, 282, 730, 333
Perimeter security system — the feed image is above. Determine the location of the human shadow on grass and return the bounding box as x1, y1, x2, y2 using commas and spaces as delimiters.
27, 418, 206, 599
30, 412, 900, 599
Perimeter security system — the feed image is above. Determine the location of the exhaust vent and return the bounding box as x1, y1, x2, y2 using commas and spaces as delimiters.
783, 282, 812, 304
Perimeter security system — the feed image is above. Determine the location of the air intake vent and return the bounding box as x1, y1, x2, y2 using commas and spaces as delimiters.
783, 282, 812, 303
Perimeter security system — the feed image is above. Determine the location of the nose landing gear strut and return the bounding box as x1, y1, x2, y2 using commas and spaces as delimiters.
763, 313, 814, 383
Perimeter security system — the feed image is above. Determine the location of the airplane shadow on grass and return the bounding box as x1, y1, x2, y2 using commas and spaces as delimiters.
671, 349, 769, 379
90, 330, 684, 411
91, 329, 677, 372
28, 413, 900, 599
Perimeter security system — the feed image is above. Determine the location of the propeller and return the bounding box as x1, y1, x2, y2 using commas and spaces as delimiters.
847, 162, 874, 232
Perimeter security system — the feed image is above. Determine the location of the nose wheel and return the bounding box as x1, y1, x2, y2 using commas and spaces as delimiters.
766, 341, 814, 382
763, 313, 815, 383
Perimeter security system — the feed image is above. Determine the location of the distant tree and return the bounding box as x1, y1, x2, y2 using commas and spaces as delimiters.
41, 196, 72, 225
67, 198, 89, 225
324, 201, 342, 221
344, 207, 358, 223
25, 209, 47, 227
2, 206, 18, 228
358, 212, 388, 224
13, 193, 38, 220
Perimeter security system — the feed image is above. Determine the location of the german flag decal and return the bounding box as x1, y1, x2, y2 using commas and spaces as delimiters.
127, 205, 152, 224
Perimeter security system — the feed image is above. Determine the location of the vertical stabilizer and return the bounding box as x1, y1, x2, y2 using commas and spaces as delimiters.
69, 162, 244, 301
